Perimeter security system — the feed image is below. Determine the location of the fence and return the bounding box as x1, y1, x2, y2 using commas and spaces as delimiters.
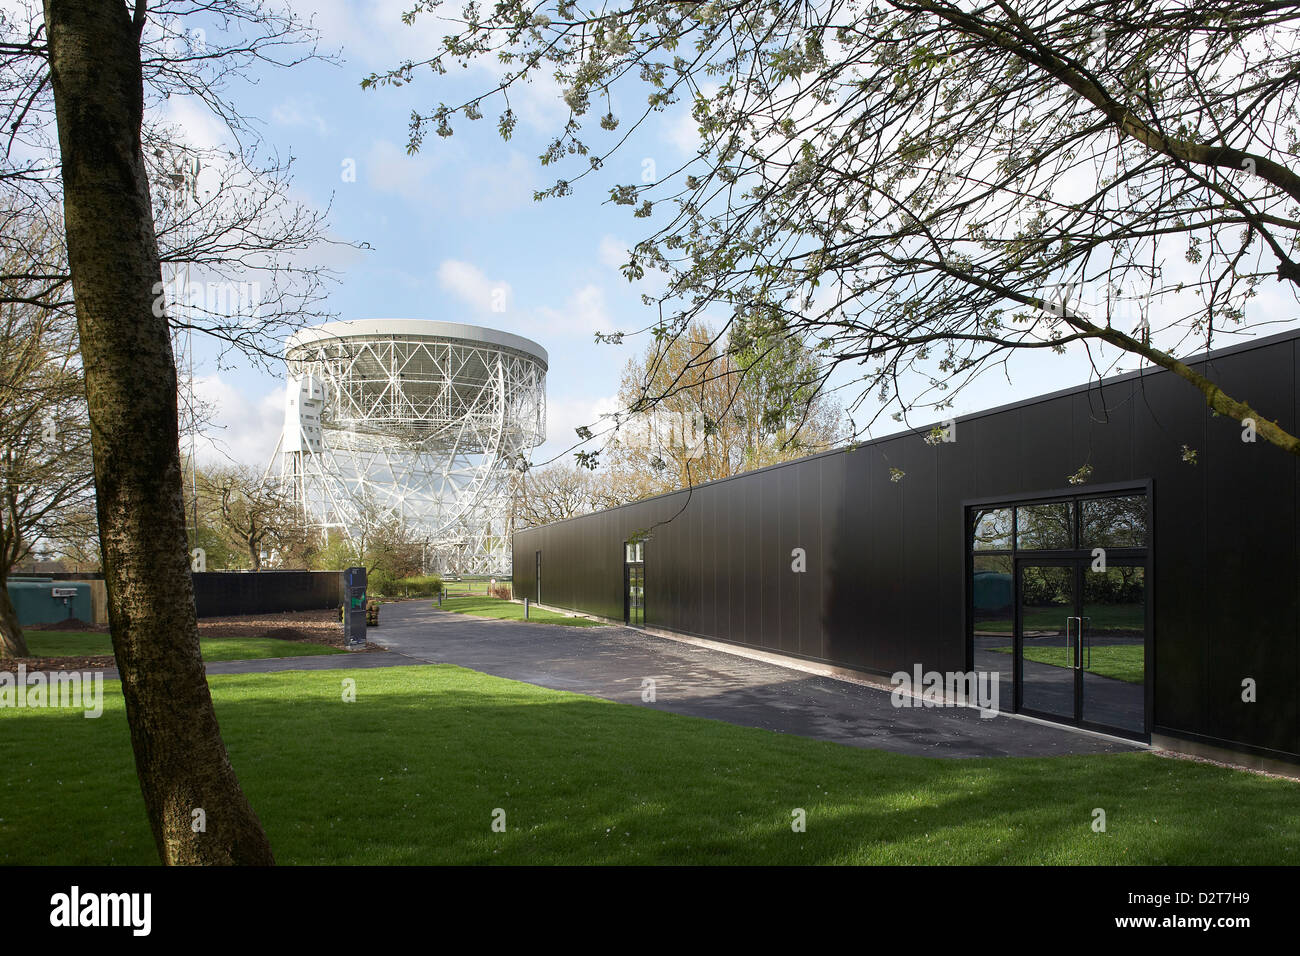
191, 570, 342, 618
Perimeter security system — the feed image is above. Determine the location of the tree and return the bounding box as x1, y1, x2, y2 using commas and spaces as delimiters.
601, 320, 842, 499
310, 493, 428, 587
40, 0, 274, 865
0, 226, 94, 657
197, 464, 304, 571
372, 0, 1300, 458
514, 462, 618, 528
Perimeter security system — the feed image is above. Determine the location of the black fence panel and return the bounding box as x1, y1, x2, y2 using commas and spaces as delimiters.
191, 570, 342, 618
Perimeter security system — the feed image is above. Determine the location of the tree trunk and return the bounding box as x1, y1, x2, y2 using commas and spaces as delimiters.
42, 0, 273, 865
0, 579, 30, 658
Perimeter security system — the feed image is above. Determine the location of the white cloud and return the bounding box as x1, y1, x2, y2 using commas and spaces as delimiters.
364, 138, 440, 202
437, 259, 513, 314
532, 283, 612, 338
538, 391, 623, 461
598, 234, 630, 270
456, 150, 537, 215
191, 376, 286, 470
271, 97, 330, 135
291, 0, 448, 67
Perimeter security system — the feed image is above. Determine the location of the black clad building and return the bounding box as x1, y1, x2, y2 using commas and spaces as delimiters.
513, 329, 1300, 766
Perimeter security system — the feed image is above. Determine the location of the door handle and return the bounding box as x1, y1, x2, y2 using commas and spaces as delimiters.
1073, 616, 1084, 669
1065, 616, 1074, 668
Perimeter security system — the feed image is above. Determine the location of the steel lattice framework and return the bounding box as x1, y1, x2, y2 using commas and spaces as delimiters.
269, 319, 546, 575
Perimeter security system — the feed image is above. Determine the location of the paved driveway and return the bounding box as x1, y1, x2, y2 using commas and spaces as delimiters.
370, 602, 1140, 759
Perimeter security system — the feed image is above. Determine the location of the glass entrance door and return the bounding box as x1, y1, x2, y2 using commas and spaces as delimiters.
1080, 565, 1146, 734
1017, 563, 1077, 721
1016, 560, 1147, 734
625, 565, 644, 626
624, 539, 644, 626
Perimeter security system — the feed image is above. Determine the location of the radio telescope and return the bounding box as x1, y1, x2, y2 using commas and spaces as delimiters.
269, 319, 547, 575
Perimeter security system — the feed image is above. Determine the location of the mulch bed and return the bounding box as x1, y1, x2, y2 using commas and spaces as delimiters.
0, 654, 115, 673
26, 618, 108, 633
3, 607, 387, 672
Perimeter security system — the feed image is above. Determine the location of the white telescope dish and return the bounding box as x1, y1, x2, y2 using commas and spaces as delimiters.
270, 318, 547, 575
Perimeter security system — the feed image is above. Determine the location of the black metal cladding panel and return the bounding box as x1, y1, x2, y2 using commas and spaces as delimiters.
937, 426, 972, 672
795, 455, 822, 659
662, 495, 683, 630
973, 409, 1023, 498
683, 490, 701, 633
729, 469, 747, 643
750, 468, 767, 647
661, 496, 681, 632
770, 464, 795, 654
1202, 343, 1298, 755
735, 471, 754, 646
687, 483, 703, 635
711, 479, 732, 641
871, 437, 908, 673
823, 443, 869, 669
817, 453, 844, 663
706, 481, 722, 640
903, 436, 943, 672
1019, 396, 1077, 490
717, 475, 736, 642
1133, 365, 1208, 737
1072, 381, 1137, 484
754, 469, 772, 649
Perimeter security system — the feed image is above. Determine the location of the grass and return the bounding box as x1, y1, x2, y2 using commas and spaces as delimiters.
989, 644, 1145, 685
974, 605, 1144, 635
441, 579, 507, 597
22, 630, 344, 662
2, 664, 1298, 865
437, 596, 606, 627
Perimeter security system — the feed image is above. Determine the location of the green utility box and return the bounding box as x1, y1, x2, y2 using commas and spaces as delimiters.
6, 577, 93, 626
972, 570, 1013, 613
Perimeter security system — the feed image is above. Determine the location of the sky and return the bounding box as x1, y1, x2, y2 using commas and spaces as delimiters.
161, 0, 1300, 475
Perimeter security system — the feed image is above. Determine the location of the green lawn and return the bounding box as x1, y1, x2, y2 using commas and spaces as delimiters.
438, 596, 606, 627
22, 630, 344, 662
976, 605, 1144, 634
2, 664, 1297, 865
989, 644, 1145, 685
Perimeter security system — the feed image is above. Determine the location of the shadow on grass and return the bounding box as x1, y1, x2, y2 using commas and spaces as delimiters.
2, 665, 1297, 865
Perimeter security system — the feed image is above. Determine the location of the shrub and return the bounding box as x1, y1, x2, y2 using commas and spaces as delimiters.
487, 581, 512, 600
396, 574, 443, 597
368, 568, 398, 597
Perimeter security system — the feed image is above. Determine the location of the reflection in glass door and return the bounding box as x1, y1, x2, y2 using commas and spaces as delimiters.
1081, 566, 1145, 734
1018, 564, 1077, 721
624, 539, 645, 626
1015, 560, 1147, 734
625, 565, 644, 625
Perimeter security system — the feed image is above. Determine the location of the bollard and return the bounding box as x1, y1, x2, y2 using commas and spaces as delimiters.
524, 597, 530, 620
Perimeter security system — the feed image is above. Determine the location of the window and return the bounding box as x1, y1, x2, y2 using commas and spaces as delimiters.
1015, 501, 1074, 550
972, 508, 1013, 551
1081, 495, 1147, 549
